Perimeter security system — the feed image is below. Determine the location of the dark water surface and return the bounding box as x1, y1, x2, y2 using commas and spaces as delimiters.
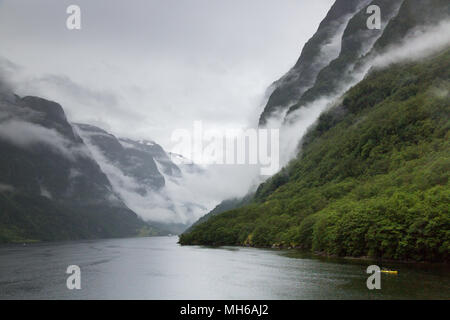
0, 236, 448, 299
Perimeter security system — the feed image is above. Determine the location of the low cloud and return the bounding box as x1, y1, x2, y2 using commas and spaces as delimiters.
371, 20, 450, 68
78, 124, 263, 225
0, 119, 88, 160
30, 74, 120, 108
76, 131, 195, 224
162, 162, 263, 222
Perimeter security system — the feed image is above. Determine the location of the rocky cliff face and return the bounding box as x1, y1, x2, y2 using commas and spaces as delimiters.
285, 0, 404, 118
258, 0, 372, 126
75, 124, 167, 194
0, 95, 115, 205
259, 0, 450, 123
75, 123, 206, 234
0, 92, 164, 242
0, 85, 207, 241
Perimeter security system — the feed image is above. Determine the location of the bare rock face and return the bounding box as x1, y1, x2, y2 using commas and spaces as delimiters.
259, 0, 450, 124
258, 0, 372, 126
0, 92, 163, 242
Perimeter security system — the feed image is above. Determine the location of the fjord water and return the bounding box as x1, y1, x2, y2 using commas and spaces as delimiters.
0, 236, 448, 299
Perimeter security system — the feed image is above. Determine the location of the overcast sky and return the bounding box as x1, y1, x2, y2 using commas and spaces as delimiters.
0, 0, 333, 151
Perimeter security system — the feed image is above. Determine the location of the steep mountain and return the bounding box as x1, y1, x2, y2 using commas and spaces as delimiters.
285, 0, 403, 118
258, 0, 371, 126
75, 124, 169, 194
0, 92, 164, 243
285, 0, 449, 117
75, 123, 206, 234
120, 138, 181, 178
183, 1, 450, 254
180, 46, 450, 261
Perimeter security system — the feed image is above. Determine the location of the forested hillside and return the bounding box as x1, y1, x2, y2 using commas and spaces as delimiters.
180, 48, 450, 262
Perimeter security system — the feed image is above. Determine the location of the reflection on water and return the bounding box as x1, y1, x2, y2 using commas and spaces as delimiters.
0, 236, 448, 299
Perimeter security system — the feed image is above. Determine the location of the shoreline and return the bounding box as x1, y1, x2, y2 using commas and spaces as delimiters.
179, 240, 450, 266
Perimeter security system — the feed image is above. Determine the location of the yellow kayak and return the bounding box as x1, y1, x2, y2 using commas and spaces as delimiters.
380, 270, 398, 274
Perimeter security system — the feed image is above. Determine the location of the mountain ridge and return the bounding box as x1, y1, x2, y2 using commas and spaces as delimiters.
258, 0, 372, 126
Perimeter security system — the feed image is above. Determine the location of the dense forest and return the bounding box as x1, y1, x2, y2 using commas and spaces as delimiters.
180, 48, 450, 262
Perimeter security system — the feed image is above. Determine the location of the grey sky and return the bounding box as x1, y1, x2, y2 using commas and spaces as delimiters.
0, 0, 333, 151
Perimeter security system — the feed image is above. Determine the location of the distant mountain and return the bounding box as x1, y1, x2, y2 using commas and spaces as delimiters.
0, 86, 207, 241
75, 123, 206, 234
75, 124, 169, 194
120, 138, 182, 178
0, 93, 164, 243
